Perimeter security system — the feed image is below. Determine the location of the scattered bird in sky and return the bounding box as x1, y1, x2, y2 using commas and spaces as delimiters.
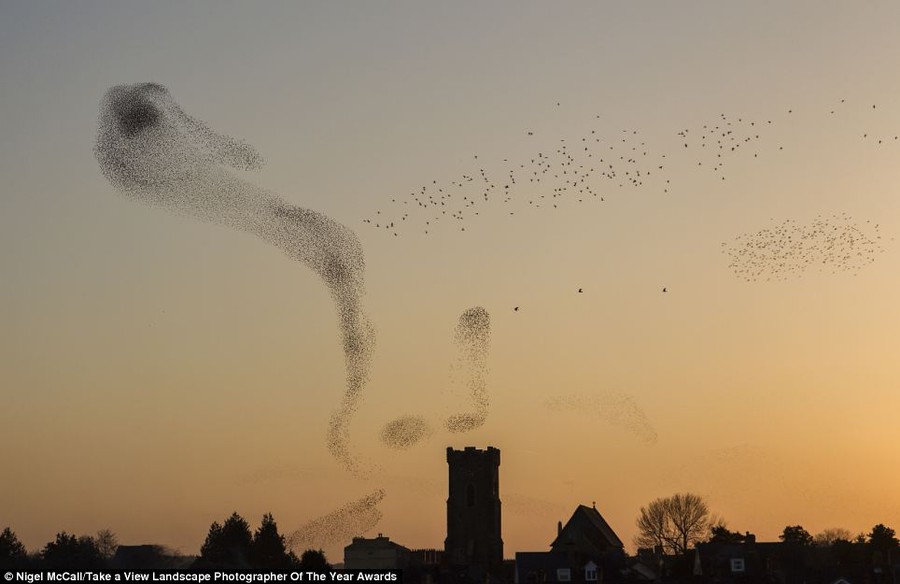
662, 287, 667, 293
514, 306, 519, 312
364, 97, 900, 261
577, 288, 583, 293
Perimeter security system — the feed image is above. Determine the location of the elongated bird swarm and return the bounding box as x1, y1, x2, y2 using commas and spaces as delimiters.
95, 83, 375, 474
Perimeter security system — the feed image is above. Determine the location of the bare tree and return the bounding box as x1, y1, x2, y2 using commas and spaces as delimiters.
634, 493, 712, 555
814, 528, 853, 547
635, 498, 675, 552
668, 493, 712, 554
95, 529, 118, 560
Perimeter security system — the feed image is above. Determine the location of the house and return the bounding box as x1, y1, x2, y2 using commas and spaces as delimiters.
515, 503, 627, 583
344, 534, 411, 570
692, 539, 894, 584
516, 551, 598, 583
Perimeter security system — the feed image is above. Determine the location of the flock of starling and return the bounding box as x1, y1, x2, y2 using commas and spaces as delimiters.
366, 98, 894, 292
445, 306, 492, 433
365, 123, 667, 237
380, 306, 492, 450
95, 85, 896, 550
364, 104, 803, 237
380, 414, 432, 450
723, 213, 887, 282
286, 488, 385, 554
96, 82, 378, 477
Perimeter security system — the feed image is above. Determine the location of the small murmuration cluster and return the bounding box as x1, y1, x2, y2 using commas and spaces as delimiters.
544, 393, 658, 445
722, 213, 887, 282
380, 415, 433, 450
445, 307, 491, 433
286, 489, 386, 552
445, 413, 487, 434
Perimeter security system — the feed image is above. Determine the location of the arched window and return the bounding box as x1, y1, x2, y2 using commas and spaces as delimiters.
466, 483, 476, 507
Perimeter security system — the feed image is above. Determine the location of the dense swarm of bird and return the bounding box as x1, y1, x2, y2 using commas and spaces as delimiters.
286, 489, 385, 553
445, 306, 491, 433
379, 306, 492, 449
380, 415, 432, 450
723, 213, 886, 282
95, 83, 376, 476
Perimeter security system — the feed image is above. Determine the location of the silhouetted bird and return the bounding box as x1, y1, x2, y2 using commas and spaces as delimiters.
662, 287, 667, 293
514, 306, 519, 311
578, 288, 583, 293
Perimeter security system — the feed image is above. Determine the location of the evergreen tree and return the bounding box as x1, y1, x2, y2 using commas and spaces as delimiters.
868, 524, 899, 565
298, 549, 330, 571
868, 524, 898, 551
0, 527, 27, 569
251, 513, 292, 569
708, 525, 751, 544
779, 525, 814, 546
198, 522, 225, 566
42, 533, 105, 570
198, 513, 253, 568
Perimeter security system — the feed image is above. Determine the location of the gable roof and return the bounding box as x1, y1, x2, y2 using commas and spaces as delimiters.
550, 504, 624, 554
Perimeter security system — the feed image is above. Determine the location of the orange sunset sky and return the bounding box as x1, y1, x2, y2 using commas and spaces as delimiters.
1, 1, 899, 563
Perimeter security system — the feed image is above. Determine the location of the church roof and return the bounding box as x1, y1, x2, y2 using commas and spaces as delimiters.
550, 504, 625, 553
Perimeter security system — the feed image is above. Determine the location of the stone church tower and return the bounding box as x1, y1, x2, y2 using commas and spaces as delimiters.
445, 446, 503, 579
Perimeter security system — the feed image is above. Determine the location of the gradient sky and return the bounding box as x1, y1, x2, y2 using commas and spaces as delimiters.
2, 0, 900, 562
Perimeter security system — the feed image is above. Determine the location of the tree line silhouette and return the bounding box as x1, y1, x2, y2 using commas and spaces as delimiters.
3, 499, 897, 576
634, 493, 899, 583
0, 513, 331, 571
